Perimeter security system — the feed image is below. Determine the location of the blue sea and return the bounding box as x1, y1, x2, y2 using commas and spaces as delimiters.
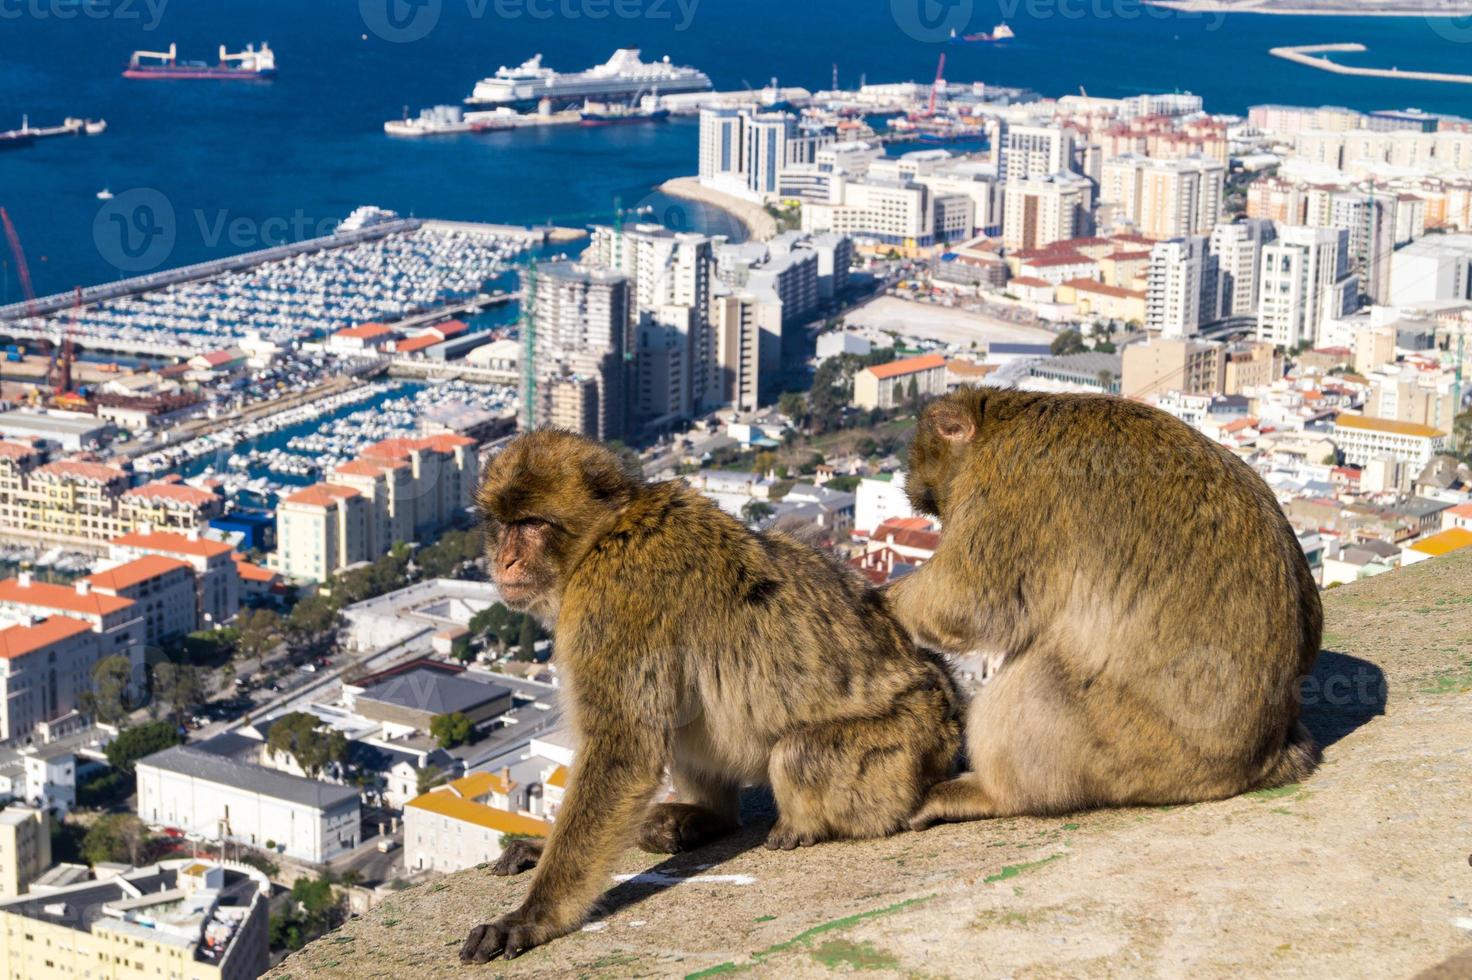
2, 0, 1471, 297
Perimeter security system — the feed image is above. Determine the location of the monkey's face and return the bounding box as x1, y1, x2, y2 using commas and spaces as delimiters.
907, 392, 980, 518
477, 430, 637, 621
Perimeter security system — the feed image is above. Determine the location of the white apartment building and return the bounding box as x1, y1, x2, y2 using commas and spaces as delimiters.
1100, 155, 1224, 240
523, 262, 631, 441
853, 354, 948, 411
0, 616, 100, 744
404, 769, 553, 874
1002, 174, 1093, 252
1001, 123, 1076, 182
137, 745, 361, 864
275, 484, 367, 583
698, 108, 833, 200
916, 162, 1003, 236
1388, 234, 1472, 306
1331, 413, 1447, 470
109, 530, 242, 627
712, 288, 784, 412
1209, 219, 1275, 319
0, 806, 48, 898
83, 555, 198, 647
1146, 237, 1207, 338
802, 177, 938, 247
1256, 226, 1358, 349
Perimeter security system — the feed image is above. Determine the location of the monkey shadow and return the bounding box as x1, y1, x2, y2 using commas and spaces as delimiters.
1298, 649, 1387, 749
590, 790, 779, 920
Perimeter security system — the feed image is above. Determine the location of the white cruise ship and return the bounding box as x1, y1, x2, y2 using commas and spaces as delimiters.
466, 48, 712, 107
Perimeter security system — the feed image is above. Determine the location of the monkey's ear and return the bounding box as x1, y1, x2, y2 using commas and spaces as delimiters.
925, 400, 976, 444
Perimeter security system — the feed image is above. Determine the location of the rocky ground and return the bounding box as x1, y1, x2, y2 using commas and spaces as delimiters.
269, 551, 1472, 979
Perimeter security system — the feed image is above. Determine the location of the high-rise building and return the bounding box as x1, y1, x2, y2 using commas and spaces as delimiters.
1387, 234, 1472, 306
1146, 237, 1208, 337
1121, 337, 1225, 399
1256, 226, 1358, 349
588, 224, 716, 425
1209, 219, 1276, 319
698, 108, 745, 183
1327, 191, 1397, 303
523, 262, 631, 442
1002, 175, 1093, 252
711, 289, 783, 412
1001, 124, 1077, 182
1100, 155, 1223, 240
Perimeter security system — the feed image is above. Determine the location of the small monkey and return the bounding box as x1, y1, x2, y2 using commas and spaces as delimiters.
460, 431, 961, 962
887, 387, 1322, 827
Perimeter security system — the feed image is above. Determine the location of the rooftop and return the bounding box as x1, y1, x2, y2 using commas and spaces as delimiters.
125, 481, 220, 507
85, 555, 192, 592
0, 577, 134, 617
356, 667, 512, 718
112, 529, 234, 559
283, 483, 361, 508
405, 784, 551, 837
1333, 413, 1446, 438
137, 745, 362, 810
864, 353, 948, 381
270, 552, 1472, 979
0, 615, 93, 659
1408, 527, 1472, 558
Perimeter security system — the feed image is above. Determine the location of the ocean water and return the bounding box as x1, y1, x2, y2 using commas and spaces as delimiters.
1, 0, 1470, 296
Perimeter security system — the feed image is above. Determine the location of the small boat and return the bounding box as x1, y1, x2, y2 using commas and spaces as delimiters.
97, 188, 114, 200
957, 23, 1014, 43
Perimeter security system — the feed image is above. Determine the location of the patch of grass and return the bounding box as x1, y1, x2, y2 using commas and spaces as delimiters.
1420, 660, 1472, 695
1062, 822, 1080, 831
754, 914, 776, 922
810, 939, 900, 971
684, 895, 933, 979
1246, 782, 1301, 800
983, 854, 1063, 884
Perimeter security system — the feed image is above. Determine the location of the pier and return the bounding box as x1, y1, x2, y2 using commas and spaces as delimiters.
1269, 43, 1472, 85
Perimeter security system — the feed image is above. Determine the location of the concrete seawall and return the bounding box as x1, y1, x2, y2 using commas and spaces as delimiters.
657, 177, 779, 242
1270, 42, 1472, 85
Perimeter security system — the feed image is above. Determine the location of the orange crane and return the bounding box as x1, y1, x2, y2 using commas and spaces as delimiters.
0, 207, 36, 316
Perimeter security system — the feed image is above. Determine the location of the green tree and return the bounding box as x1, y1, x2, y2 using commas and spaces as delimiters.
517, 614, 541, 660
417, 764, 447, 796
287, 593, 339, 638
778, 391, 808, 429
82, 813, 149, 866
235, 608, 283, 660
741, 500, 775, 526
266, 712, 348, 777
151, 662, 207, 722
104, 720, 181, 774
1051, 329, 1086, 356
429, 711, 473, 749
906, 376, 920, 413
82, 656, 134, 725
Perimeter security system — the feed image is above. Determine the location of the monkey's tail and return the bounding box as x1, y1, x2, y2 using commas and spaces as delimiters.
1257, 721, 1321, 789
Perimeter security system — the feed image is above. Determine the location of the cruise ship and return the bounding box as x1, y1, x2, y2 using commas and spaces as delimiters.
466, 49, 711, 108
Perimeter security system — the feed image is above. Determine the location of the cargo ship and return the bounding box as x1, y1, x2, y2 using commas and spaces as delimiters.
579, 102, 671, 126
955, 23, 1014, 43
123, 42, 276, 80
384, 105, 514, 137
467, 49, 710, 108
0, 114, 107, 149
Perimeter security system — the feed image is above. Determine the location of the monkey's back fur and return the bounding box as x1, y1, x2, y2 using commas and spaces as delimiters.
889, 388, 1322, 823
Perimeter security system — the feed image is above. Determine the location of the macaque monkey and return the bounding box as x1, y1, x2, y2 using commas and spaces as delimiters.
887, 388, 1323, 828
460, 431, 961, 962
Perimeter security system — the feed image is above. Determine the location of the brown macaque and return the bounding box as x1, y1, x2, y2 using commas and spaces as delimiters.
460, 430, 961, 963
887, 387, 1322, 828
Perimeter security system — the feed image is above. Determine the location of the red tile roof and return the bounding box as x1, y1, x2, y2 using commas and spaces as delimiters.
125, 482, 220, 508
111, 530, 233, 559
1009, 276, 1053, 289
432, 319, 469, 339
335, 460, 390, 477
0, 441, 39, 460
1062, 278, 1145, 299
284, 483, 361, 508
86, 555, 192, 592
0, 578, 134, 617
36, 460, 127, 484
864, 354, 948, 381
235, 560, 278, 583
334, 322, 396, 341
1021, 253, 1095, 268
395, 334, 441, 354
0, 616, 94, 660
362, 434, 476, 461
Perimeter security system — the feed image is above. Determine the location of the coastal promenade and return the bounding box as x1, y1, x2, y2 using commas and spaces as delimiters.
1270, 43, 1472, 85
658, 177, 779, 241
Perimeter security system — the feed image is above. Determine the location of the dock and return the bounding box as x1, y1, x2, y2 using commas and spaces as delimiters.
1269, 43, 1472, 85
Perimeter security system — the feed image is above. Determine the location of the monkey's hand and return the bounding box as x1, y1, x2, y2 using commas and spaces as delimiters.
459, 903, 576, 963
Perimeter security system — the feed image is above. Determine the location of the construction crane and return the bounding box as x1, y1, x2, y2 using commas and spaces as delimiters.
0, 208, 36, 317
519, 259, 538, 431
47, 286, 80, 402
927, 53, 947, 118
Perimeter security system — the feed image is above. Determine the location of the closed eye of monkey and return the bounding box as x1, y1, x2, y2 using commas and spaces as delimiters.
459, 430, 961, 963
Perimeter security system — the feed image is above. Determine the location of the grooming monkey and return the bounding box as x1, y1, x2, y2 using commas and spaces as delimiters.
887, 387, 1322, 828
460, 430, 961, 963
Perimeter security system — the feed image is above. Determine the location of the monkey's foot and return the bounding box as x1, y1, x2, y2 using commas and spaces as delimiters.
460, 904, 572, 963
637, 803, 736, 855
491, 837, 544, 876
764, 820, 825, 851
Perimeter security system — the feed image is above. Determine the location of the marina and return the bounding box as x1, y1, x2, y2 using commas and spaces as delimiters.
0, 213, 549, 357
